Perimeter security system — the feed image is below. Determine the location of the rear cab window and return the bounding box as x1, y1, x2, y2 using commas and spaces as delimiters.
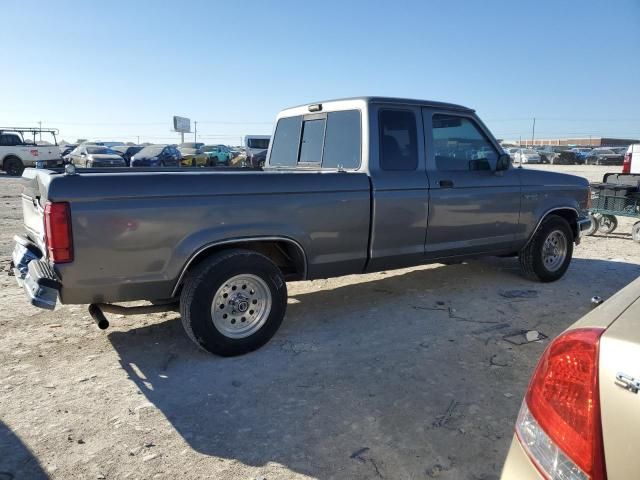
379, 110, 418, 171
268, 110, 361, 169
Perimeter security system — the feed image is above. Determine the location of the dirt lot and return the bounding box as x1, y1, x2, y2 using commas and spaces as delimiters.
1, 165, 638, 480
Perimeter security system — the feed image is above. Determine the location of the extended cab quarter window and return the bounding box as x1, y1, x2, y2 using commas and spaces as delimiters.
269, 116, 302, 167
432, 114, 499, 171
322, 110, 360, 169
379, 110, 418, 171
299, 119, 326, 164
269, 110, 361, 169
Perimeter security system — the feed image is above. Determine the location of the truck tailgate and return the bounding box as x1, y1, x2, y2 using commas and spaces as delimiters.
20, 170, 48, 249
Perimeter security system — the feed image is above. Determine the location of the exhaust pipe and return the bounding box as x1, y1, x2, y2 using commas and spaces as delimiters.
89, 304, 109, 330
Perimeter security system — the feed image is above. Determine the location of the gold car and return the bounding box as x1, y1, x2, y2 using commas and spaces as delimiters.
501, 275, 640, 480
178, 144, 209, 167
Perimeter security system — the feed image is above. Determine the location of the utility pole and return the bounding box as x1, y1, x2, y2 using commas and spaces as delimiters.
137, 136, 140, 144
531, 117, 536, 146
38, 121, 42, 141
194, 121, 198, 143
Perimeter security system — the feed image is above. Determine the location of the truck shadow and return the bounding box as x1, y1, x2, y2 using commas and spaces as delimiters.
107, 257, 639, 478
0, 421, 48, 479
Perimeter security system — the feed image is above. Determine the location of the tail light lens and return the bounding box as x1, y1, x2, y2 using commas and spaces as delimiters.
622, 153, 631, 173
516, 328, 606, 480
44, 202, 74, 263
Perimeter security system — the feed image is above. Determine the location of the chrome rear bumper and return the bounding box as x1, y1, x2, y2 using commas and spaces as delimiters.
12, 235, 60, 310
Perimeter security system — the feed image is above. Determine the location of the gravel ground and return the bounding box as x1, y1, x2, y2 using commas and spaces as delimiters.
1, 166, 639, 480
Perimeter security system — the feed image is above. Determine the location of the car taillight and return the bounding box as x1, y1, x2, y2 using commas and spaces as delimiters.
622, 153, 631, 173
44, 202, 73, 263
516, 328, 606, 480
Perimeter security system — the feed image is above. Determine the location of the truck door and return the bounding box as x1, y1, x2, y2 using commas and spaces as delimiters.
366, 106, 430, 272
422, 109, 521, 257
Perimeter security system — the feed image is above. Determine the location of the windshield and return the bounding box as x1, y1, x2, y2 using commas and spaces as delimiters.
595, 149, 615, 155
87, 146, 118, 154
247, 138, 270, 149
137, 146, 164, 157
522, 149, 538, 155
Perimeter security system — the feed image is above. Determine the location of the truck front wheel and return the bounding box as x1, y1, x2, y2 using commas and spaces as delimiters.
4, 156, 24, 176
519, 215, 573, 282
179, 249, 288, 356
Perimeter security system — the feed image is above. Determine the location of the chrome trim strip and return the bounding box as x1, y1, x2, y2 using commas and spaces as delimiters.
171, 236, 308, 297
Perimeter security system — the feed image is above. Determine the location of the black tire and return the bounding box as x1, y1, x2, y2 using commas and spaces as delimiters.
519, 215, 574, 282
179, 249, 287, 356
598, 214, 618, 234
4, 156, 24, 176
584, 213, 599, 236
632, 222, 640, 243
212, 156, 219, 167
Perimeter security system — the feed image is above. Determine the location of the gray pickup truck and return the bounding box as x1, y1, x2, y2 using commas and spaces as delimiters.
12, 97, 591, 356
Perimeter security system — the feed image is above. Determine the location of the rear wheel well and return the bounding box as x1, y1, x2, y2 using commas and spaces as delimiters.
174, 239, 306, 296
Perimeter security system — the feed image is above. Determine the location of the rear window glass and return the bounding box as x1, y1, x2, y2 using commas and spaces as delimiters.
379, 110, 417, 171
248, 138, 270, 149
269, 116, 302, 166
299, 119, 326, 163
322, 110, 361, 169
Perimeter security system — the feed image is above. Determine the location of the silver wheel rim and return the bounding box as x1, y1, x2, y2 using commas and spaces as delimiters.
542, 230, 568, 272
211, 274, 272, 339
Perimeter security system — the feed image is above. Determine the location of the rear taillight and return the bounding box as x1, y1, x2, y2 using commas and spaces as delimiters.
516, 328, 606, 480
44, 202, 73, 263
622, 153, 631, 173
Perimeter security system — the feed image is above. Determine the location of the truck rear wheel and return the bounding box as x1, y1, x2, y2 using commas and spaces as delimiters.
4, 156, 24, 176
519, 215, 573, 282
179, 249, 287, 356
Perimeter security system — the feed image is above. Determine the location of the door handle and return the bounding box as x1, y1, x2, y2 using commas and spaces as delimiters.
439, 179, 454, 188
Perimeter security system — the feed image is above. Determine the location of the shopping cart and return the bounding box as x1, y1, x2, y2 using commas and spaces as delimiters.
586, 174, 640, 242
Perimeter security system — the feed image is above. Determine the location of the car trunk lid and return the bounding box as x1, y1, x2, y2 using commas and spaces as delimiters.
598, 289, 640, 479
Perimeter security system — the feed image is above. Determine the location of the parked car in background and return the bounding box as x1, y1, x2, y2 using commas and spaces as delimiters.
611, 146, 629, 156
584, 148, 625, 165
250, 149, 268, 167
623, 144, 639, 174
245, 135, 270, 165
536, 147, 557, 164
178, 142, 208, 167
571, 147, 592, 163
60, 144, 78, 162
111, 145, 143, 166
202, 144, 232, 166
504, 147, 520, 161
501, 275, 640, 480
514, 148, 542, 164
130, 144, 181, 167
555, 149, 580, 165
0, 127, 62, 176
69, 145, 126, 168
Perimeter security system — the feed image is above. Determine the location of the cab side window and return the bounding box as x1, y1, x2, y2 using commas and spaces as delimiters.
379, 110, 418, 171
432, 114, 498, 171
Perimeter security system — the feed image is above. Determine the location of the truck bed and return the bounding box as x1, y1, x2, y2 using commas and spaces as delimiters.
21, 167, 371, 304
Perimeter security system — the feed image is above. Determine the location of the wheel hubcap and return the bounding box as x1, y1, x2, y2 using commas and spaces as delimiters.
211, 274, 272, 339
542, 230, 568, 272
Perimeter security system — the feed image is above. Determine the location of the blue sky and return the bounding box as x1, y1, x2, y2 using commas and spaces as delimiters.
2, 0, 639, 144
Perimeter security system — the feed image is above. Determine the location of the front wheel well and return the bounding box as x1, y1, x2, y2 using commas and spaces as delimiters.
547, 209, 579, 240
173, 239, 307, 297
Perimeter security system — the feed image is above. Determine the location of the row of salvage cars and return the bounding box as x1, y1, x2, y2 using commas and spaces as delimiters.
503, 146, 628, 165
63, 142, 239, 168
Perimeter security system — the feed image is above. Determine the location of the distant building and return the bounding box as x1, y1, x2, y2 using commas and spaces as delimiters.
516, 137, 638, 147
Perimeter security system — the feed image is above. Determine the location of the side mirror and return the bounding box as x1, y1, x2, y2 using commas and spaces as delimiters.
496, 153, 511, 171
80, 152, 86, 156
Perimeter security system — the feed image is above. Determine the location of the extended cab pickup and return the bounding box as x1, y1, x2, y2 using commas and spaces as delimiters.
12, 97, 591, 356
